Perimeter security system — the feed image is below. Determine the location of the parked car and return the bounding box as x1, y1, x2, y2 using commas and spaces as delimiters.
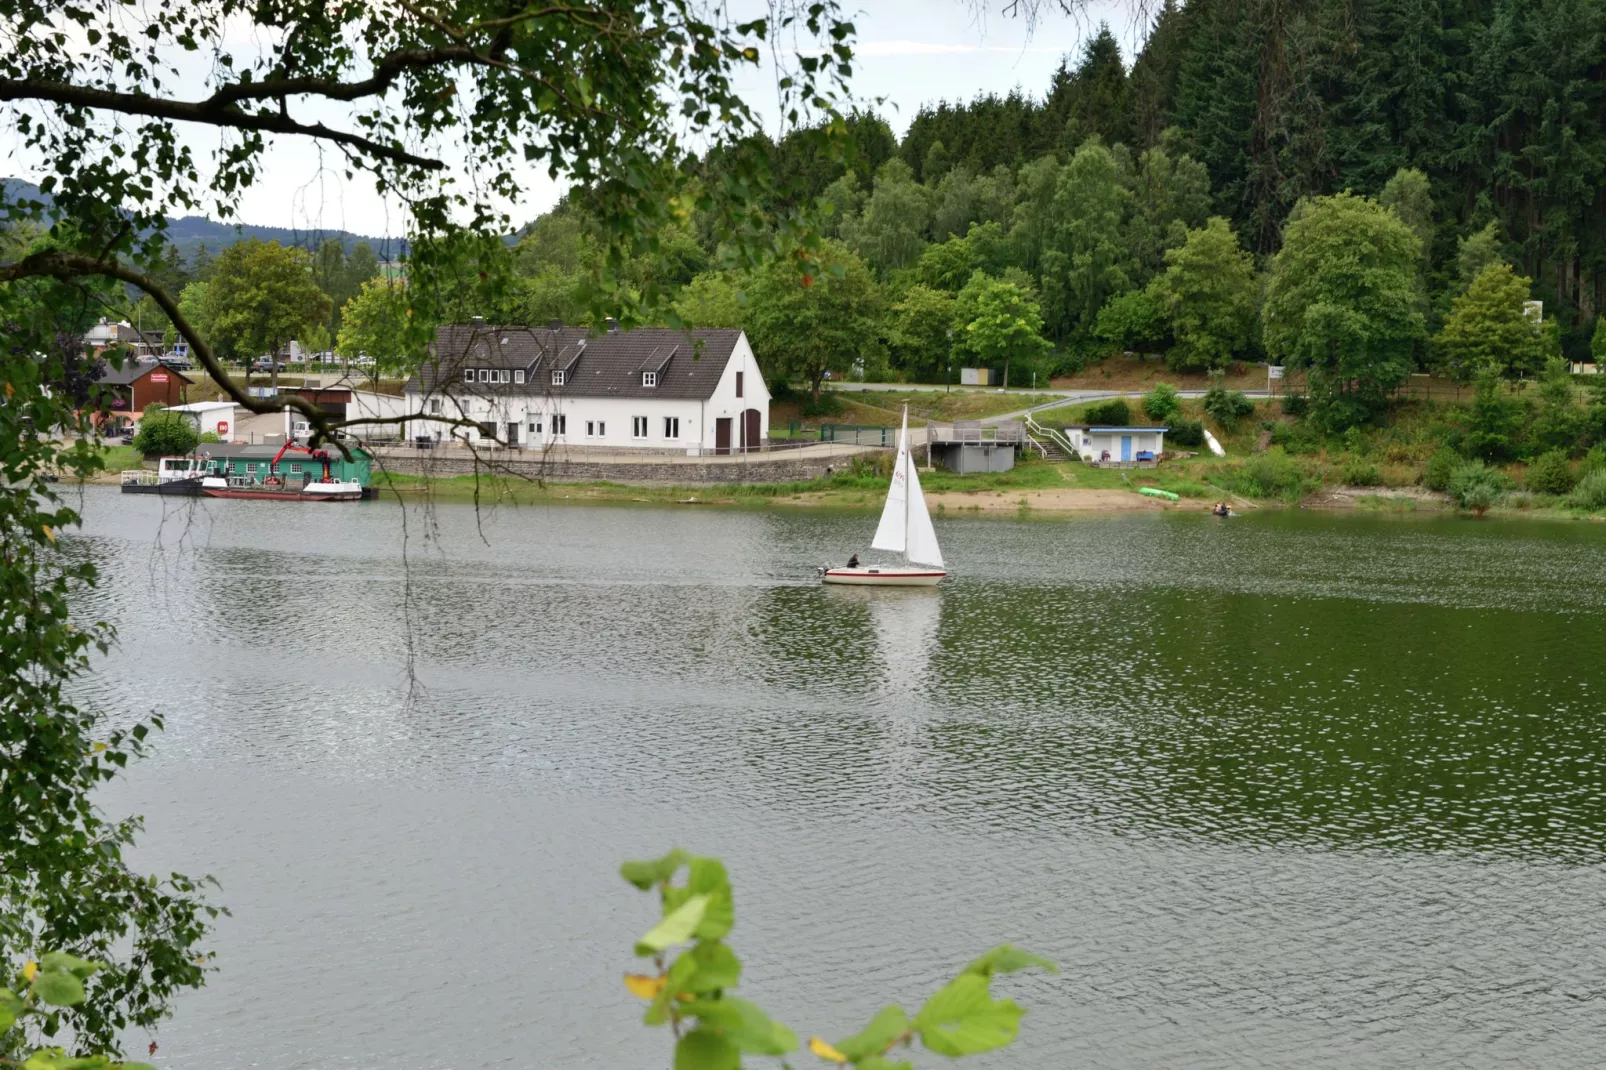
158, 354, 193, 371
250, 357, 286, 373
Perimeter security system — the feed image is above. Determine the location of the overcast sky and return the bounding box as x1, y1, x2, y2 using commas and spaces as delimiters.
5, 1, 1137, 240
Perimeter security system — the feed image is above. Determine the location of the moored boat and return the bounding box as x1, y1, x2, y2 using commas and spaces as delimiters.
820, 408, 947, 586
201, 475, 363, 502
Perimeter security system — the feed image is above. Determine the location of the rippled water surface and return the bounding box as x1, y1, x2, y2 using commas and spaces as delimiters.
73, 487, 1606, 1068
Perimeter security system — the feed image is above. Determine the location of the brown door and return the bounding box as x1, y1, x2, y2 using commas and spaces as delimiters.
715, 417, 732, 455
741, 408, 761, 450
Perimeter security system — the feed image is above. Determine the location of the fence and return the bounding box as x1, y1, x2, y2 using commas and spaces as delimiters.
819, 423, 895, 446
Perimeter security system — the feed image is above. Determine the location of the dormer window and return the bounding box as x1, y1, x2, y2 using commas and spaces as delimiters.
514, 369, 525, 384
552, 370, 565, 386
478, 369, 490, 383
462, 368, 474, 383
642, 371, 657, 388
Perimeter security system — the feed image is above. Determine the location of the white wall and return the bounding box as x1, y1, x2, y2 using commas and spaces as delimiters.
1073, 429, 1167, 463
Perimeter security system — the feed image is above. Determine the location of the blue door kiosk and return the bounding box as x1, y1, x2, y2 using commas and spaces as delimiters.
1120, 435, 1132, 462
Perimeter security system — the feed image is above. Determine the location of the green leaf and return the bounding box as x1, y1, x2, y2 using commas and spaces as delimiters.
686, 857, 734, 939
685, 940, 742, 992
963, 944, 1057, 978
39, 953, 102, 980
859, 1056, 914, 1070
32, 971, 85, 1007
645, 954, 697, 1026
913, 973, 1024, 1056
674, 1028, 740, 1070
620, 849, 688, 890
681, 996, 798, 1055
635, 894, 709, 956
834, 1004, 908, 1060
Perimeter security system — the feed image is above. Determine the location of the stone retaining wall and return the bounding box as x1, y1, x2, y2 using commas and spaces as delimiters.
371, 451, 849, 486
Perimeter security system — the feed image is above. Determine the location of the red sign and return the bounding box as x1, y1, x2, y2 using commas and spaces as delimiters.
150, 371, 169, 383
216, 421, 229, 436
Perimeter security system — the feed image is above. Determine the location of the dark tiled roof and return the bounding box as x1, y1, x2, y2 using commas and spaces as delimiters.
95, 361, 193, 387
407, 323, 745, 401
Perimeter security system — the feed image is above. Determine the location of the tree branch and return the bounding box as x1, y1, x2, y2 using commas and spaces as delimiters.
0, 81, 443, 171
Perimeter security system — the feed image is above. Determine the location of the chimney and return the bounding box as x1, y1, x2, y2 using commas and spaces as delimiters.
605, 317, 619, 334
470, 315, 485, 328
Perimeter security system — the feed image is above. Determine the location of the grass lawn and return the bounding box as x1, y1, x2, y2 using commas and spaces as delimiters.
96, 445, 143, 472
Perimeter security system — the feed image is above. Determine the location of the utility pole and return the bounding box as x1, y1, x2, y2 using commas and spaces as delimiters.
945, 327, 953, 394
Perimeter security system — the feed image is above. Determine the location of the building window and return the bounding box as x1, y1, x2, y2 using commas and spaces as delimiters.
501, 369, 512, 384
551, 414, 566, 435
289, 463, 302, 474
663, 416, 680, 439
552, 370, 565, 386
736, 371, 744, 398
586, 420, 607, 438
478, 368, 490, 383
462, 368, 474, 383
428, 398, 442, 415
514, 369, 525, 384
632, 416, 648, 438
642, 371, 657, 388
527, 417, 542, 434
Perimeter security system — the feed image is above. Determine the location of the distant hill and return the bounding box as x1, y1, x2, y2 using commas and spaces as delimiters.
3, 179, 408, 263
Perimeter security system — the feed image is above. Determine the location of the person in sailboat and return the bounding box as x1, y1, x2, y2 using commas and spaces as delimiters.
846, 553, 860, 568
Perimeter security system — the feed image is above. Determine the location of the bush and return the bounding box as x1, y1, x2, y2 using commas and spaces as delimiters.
1142, 382, 1181, 422
801, 391, 845, 418
1219, 446, 1309, 501
1525, 450, 1577, 495
1081, 398, 1132, 425
131, 409, 199, 457
1203, 375, 1255, 428
1280, 393, 1310, 417
1423, 446, 1462, 491
1448, 460, 1507, 515
1581, 444, 1606, 476
1339, 458, 1382, 486
1568, 469, 1606, 510
1167, 418, 1204, 447
198, 430, 222, 444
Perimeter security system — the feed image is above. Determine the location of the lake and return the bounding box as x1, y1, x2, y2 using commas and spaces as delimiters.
71, 486, 1606, 1068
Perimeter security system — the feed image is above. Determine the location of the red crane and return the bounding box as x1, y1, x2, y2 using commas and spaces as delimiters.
267, 441, 334, 484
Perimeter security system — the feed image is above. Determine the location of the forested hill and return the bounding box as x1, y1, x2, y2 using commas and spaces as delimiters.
885, 0, 1605, 353
1, 179, 407, 263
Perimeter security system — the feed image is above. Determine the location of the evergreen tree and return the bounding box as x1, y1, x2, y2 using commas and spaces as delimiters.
1435, 262, 1546, 383
1072, 25, 1131, 150
1128, 0, 1187, 149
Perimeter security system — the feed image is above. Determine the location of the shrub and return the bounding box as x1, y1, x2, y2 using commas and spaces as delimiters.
1142, 382, 1181, 422
1203, 375, 1255, 428
131, 409, 199, 457
1423, 446, 1461, 491
1448, 460, 1507, 515
1167, 418, 1204, 447
1267, 420, 1320, 453
1219, 446, 1309, 501
1581, 444, 1606, 476
1339, 458, 1382, 486
1568, 469, 1606, 510
198, 430, 223, 444
1082, 398, 1132, 425
801, 391, 845, 418
1280, 393, 1310, 417
1525, 450, 1577, 495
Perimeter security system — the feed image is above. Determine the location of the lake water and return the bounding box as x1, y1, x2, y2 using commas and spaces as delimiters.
70, 486, 1606, 1068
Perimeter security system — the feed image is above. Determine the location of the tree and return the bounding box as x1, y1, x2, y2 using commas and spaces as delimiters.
204, 241, 332, 385
1531, 356, 1583, 454
1149, 216, 1258, 371
1456, 222, 1504, 292
1379, 167, 1435, 264
843, 159, 932, 276
1093, 290, 1170, 354
1593, 317, 1606, 365
955, 272, 1053, 389
887, 285, 958, 382
1462, 369, 1524, 461
1143, 381, 1182, 421
673, 272, 748, 330
336, 280, 420, 376
1262, 193, 1425, 429
1041, 140, 1133, 338
746, 241, 883, 400
1435, 262, 1546, 383
131, 406, 200, 458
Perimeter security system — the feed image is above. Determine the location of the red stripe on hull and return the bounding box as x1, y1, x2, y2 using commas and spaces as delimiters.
202, 489, 360, 502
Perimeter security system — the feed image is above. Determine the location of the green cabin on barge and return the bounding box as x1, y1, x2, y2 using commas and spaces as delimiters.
199, 443, 374, 488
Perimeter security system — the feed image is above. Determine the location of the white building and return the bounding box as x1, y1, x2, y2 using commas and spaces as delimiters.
398, 322, 770, 453
1069, 425, 1168, 468
165, 401, 237, 439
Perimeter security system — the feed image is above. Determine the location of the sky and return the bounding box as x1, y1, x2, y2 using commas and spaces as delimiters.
3, 1, 1138, 241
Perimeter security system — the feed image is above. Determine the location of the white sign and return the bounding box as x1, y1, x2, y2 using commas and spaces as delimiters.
1267, 366, 1285, 380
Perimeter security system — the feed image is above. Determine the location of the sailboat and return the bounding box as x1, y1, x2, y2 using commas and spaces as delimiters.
821, 408, 947, 586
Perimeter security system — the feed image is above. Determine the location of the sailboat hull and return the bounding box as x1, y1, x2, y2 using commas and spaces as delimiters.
821, 566, 946, 587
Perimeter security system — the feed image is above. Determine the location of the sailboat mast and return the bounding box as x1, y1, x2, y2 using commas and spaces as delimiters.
902, 407, 910, 565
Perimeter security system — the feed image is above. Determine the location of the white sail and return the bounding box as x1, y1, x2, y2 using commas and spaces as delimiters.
869, 410, 944, 568
870, 420, 910, 554
903, 453, 944, 567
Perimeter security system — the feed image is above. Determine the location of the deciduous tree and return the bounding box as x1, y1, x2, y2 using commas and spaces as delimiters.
1435, 262, 1546, 383
1148, 216, 1258, 371
955, 272, 1053, 388
746, 242, 883, 400
204, 241, 333, 385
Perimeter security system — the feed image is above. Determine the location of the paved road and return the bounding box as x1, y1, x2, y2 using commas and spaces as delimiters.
833, 382, 1271, 428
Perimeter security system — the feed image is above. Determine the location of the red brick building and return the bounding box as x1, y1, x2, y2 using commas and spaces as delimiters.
96, 361, 192, 426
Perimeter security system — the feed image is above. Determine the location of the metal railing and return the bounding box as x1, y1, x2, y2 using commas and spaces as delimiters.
1023, 415, 1078, 458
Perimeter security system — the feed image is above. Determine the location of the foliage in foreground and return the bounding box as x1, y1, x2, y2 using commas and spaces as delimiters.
621, 850, 1054, 1068
1, 954, 154, 1069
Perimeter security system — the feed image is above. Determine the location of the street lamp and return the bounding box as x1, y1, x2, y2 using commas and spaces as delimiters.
945, 327, 953, 394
